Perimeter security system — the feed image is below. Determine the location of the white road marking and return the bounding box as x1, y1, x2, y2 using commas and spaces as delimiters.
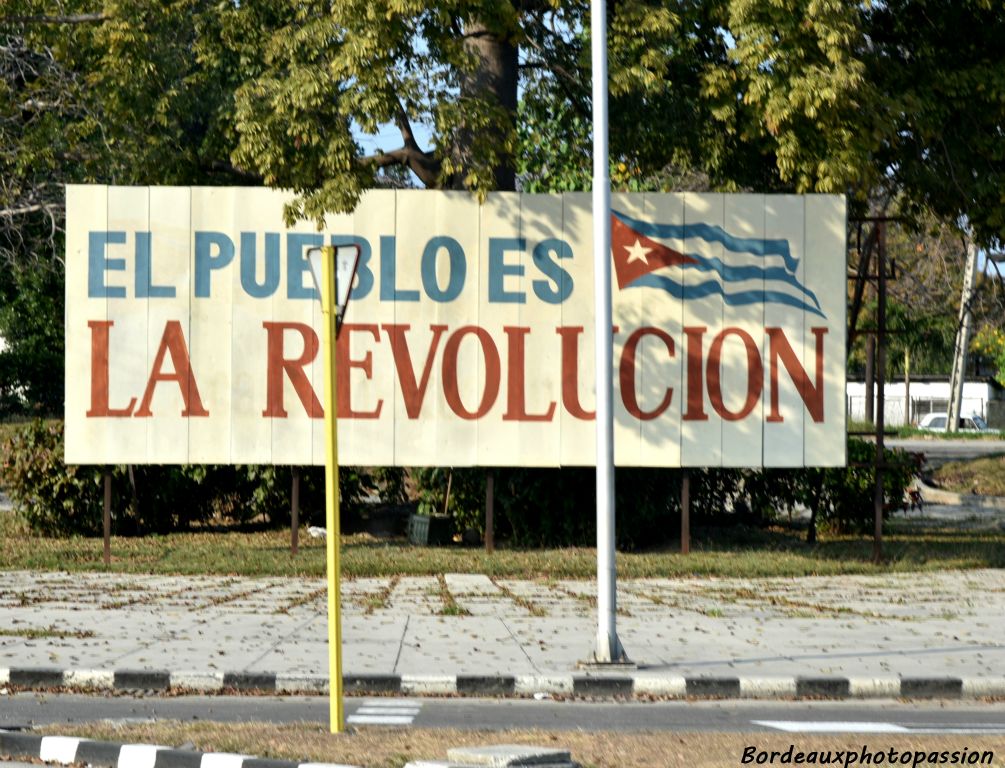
753, 720, 910, 733
347, 699, 421, 726
355, 706, 421, 715
345, 714, 416, 725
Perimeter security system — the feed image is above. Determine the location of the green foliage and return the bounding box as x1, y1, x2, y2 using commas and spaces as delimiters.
408, 439, 919, 549
711, 0, 1005, 245
714, 0, 875, 196
798, 438, 917, 535
0, 420, 405, 536
867, 0, 1005, 247
971, 325, 1005, 388
0, 263, 64, 416
1, 420, 108, 536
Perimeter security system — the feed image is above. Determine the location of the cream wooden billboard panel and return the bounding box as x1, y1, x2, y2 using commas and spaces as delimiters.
145, 187, 192, 464
65, 186, 845, 468
803, 195, 847, 466
636, 193, 684, 467
228, 188, 271, 465
389, 190, 479, 465
64, 186, 108, 463
475, 193, 513, 465
610, 192, 645, 466
761, 195, 806, 466
681, 193, 724, 467
323, 190, 397, 467
558, 193, 598, 466
187, 187, 233, 464
720, 194, 765, 467
474, 193, 563, 466
512, 194, 564, 466
104, 186, 151, 462
305, 202, 355, 467
268, 190, 319, 465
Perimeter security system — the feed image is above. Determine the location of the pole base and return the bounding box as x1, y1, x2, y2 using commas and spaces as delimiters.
580, 635, 634, 668
578, 653, 636, 671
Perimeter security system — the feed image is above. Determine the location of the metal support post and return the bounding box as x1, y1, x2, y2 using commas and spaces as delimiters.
291, 468, 300, 556
485, 470, 495, 554
319, 253, 344, 733
680, 470, 690, 555
872, 223, 887, 564
591, 0, 623, 664
103, 471, 111, 566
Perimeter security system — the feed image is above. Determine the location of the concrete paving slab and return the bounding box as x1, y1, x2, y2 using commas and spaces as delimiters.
395, 616, 535, 676
444, 574, 501, 596
2, 567, 1005, 696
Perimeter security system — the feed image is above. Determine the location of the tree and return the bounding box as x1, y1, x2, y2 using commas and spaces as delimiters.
4, 0, 1005, 416
711, 0, 1005, 249
227, 0, 748, 222
1, 0, 247, 413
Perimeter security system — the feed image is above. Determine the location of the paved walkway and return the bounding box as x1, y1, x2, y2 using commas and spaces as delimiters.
1, 565, 1004, 696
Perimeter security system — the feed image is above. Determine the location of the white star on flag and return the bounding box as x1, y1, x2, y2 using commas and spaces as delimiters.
624, 239, 653, 264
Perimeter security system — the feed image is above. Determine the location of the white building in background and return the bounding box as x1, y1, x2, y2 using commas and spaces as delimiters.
846, 378, 1001, 427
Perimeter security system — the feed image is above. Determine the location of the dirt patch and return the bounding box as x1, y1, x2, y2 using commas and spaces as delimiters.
932, 454, 1005, 496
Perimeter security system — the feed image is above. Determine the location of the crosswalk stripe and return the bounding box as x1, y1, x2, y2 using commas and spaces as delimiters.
356, 706, 420, 715
347, 699, 421, 726
753, 721, 910, 733
346, 714, 416, 725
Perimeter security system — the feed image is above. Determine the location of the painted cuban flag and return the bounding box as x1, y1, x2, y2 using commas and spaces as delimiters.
611, 210, 824, 318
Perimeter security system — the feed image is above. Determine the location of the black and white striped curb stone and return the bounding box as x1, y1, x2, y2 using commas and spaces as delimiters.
405, 744, 579, 768
3, 668, 1004, 699
0, 731, 359, 768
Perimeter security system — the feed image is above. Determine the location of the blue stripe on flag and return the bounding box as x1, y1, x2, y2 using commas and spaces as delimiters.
631, 274, 826, 318
613, 210, 799, 274
684, 254, 821, 310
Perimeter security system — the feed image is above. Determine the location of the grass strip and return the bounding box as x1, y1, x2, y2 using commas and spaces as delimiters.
2, 512, 1005, 579
435, 573, 471, 616
0, 626, 95, 639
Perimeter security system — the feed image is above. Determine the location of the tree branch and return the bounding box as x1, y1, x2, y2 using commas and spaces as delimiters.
360, 144, 441, 188
0, 202, 57, 218
205, 160, 262, 184
1, 13, 108, 25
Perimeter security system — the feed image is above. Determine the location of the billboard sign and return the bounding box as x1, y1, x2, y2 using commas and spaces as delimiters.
65, 187, 846, 467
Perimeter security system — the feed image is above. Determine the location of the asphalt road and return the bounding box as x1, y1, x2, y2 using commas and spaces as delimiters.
2, 694, 1005, 735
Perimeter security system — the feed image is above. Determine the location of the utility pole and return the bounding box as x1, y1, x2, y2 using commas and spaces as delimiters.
947, 237, 978, 433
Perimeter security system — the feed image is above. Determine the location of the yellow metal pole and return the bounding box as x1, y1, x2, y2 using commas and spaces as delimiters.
319, 246, 344, 734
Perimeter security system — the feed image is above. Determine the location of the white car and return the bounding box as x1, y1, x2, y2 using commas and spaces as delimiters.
917, 412, 995, 432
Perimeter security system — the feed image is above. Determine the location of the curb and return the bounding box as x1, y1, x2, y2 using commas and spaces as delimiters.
3, 668, 1005, 700
0, 731, 359, 768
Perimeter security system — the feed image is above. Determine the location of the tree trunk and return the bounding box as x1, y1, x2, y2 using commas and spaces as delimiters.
457, 20, 518, 192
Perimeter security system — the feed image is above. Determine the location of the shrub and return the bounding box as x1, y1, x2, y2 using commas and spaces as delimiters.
0, 420, 407, 536
1, 420, 109, 535
409, 440, 919, 550
797, 438, 917, 535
